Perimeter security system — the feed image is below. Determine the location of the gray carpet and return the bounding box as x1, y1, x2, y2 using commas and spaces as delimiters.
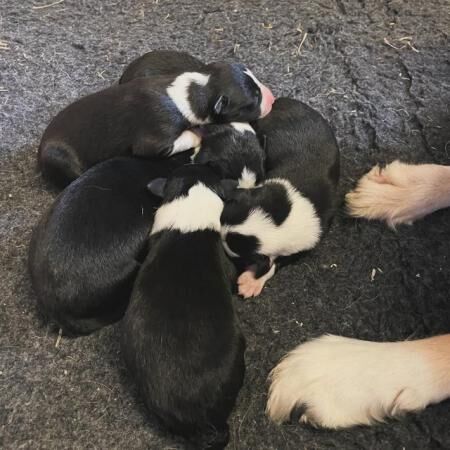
1, 0, 450, 448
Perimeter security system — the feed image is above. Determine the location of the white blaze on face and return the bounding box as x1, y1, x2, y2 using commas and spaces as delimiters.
151, 183, 223, 234
244, 69, 275, 118
167, 72, 210, 125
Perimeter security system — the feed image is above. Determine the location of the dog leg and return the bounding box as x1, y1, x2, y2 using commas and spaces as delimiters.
346, 161, 450, 227
266, 334, 450, 429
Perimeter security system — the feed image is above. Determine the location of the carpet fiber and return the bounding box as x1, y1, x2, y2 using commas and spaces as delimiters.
1, 1, 450, 448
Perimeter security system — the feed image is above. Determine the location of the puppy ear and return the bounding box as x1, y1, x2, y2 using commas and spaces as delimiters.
214, 95, 229, 115
220, 178, 239, 200
147, 178, 167, 198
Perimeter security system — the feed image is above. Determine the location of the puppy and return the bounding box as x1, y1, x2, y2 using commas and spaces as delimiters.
221, 97, 340, 298
28, 156, 187, 336
119, 50, 205, 83
121, 165, 245, 449
39, 62, 275, 188
193, 122, 265, 187
267, 334, 450, 429
346, 160, 450, 227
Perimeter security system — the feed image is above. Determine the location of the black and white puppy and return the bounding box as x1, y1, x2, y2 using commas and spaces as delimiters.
221, 98, 340, 298
28, 156, 188, 336
119, 50, 205, 83
192, 122, 265, 188
120, 49, 266, 189
121, 164, 245, 450
39, 61, 275, 188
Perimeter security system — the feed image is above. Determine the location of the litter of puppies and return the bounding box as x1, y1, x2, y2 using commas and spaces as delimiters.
28, 49, 340, 449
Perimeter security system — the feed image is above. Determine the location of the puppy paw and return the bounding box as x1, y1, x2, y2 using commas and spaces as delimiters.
171, 130, 202, 155
237, 271, 265, 298
266, 335, 439, 429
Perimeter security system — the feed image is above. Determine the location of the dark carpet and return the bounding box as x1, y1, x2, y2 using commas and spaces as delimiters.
1, 1, 450, 449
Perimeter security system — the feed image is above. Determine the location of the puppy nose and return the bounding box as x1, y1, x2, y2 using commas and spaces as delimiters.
262, 85, 275, 105
259, 84, 275, 118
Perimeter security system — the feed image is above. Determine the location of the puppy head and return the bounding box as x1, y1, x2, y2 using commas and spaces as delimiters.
207, 63, 275, 123
193, 122, 265, 186
220, 183, 292, 259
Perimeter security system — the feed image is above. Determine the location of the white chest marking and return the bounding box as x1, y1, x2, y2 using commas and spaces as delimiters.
151, 183, 223, 234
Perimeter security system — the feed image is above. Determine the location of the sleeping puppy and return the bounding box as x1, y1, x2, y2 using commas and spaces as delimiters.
221, 98, 340, 298
193, 122, 265, 188
121, 164, 245, 450
119, 50, 205, 83
28, 156, 188, 336
121, 51, 266, 188
39, 62, 275, 188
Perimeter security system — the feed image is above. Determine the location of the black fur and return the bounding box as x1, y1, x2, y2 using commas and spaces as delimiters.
121, 165, 245, 449
119, 50, 205, 83
194, 123, 265, 184
28, 156, 187, 336
39, 60, 272, 188
206, 63, 266, 124
38, 78, 189, 188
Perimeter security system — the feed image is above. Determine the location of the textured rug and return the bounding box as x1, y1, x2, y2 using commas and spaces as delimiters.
1, 1, 449, 448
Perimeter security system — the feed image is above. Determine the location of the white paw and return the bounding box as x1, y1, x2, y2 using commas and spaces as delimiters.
266, 335, 437, 429
171, 130, 202, 155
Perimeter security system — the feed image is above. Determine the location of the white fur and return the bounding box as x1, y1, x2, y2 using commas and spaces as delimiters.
222, 178, 321, 259
151, 183, 223, 235
238, 167, 257, 188
244, 69, 263, 89
166, 72, 210, 125
170, 130, 201, 156
267, 334, 450, 429
346, 161, 450, 227
230, 122, 255, 134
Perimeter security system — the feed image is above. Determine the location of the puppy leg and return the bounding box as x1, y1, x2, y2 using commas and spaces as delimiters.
169, 130, 201, 156
346, 161, 450, 227
266, 334, 450, 429
238, 255, 276, 298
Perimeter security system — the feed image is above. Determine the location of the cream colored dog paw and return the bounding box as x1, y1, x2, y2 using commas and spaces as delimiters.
266, 334, 450, 429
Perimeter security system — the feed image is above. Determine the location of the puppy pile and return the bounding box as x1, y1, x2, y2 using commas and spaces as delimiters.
29, 50, 340, 449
